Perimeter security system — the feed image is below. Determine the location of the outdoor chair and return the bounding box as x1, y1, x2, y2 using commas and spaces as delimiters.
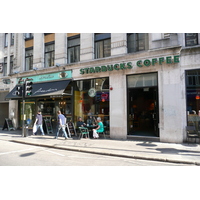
79, 127, 89, 139
98, 131, 106, 139
186, 125, 199, 143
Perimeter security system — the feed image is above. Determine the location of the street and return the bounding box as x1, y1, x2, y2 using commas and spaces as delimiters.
0, 140, 193, 166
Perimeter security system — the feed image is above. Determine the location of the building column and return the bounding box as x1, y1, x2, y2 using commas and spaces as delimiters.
111, 33, 127, 56
109, 73, 127, 139
33, 33, 44, 69
159, 63, 186, 143
9, 100, 19, 128
55, 33, 67, 65
80, 33, 94, 61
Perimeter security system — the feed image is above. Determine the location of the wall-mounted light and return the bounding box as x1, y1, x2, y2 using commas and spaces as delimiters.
56, 63, 60, 67
3, 79, 11, 84
33, 67, 38, 71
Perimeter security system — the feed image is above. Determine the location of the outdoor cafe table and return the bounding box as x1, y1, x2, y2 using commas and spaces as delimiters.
86, 125, 98, 138
86, 125, 107, 138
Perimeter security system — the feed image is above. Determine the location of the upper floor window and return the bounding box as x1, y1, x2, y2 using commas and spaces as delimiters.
11, 33, 14, 45
4, 33, 8, 47
24, 33, 33, 40
94, 33, 111, 59
25, 48, 33, 71
3, 57, 7, 76
127, 33, 148, 53
44, 42, 54, 67
68, 35, 80, 63
186, 70, 200, 87
185, 33, 198, 47
10, 55, 14, 74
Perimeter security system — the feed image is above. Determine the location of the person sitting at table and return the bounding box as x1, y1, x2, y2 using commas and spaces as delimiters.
93, 117, 104, 139
87, 116, 96, 126
77, 117, 86, 127
77, 117, 87, 138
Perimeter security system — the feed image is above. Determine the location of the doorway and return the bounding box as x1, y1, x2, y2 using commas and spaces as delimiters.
127, 73, 159, 137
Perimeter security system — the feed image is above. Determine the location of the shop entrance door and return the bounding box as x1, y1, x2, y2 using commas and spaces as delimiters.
128, 87, 159, 137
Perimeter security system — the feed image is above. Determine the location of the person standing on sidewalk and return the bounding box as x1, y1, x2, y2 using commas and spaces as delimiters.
55, 111, 68, 139
33, 111, 45, 136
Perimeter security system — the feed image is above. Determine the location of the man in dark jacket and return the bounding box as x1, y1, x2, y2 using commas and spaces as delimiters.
33, 111, 45, 135
77, 117, 86, 127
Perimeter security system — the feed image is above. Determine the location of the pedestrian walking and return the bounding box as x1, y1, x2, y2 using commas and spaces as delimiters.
33, 111, 45, 135
55, 110, 68, 139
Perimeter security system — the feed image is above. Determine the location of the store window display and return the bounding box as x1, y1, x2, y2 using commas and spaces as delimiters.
186, 69, 200, 129
74, 77, 109, 130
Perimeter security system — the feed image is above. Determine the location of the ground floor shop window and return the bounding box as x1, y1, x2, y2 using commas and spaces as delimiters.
36, 96, 72, 131
186, 69, 200, 129
37, 97, 72, 120
74, 78, 109, 129
19, 100, 36, 127
19, 96, 72, 131
127, 73, 159, 137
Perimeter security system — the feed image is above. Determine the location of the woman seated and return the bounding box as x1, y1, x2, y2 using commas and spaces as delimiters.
93, 117, 104, 139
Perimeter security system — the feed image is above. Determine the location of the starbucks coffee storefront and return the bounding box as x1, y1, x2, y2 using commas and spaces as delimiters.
6, 45, 192, 143
73, 47, 184, 143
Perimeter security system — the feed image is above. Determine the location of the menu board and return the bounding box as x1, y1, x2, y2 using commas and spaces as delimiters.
66, 122, 76, 137
44, 119, 53, 134
2, 118, 15, 131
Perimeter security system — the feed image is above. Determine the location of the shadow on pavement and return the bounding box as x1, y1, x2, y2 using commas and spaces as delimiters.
20, 152, 35, 157
136, 142, 157, 147
181, 143, 199, 147
148, 147, 200, 156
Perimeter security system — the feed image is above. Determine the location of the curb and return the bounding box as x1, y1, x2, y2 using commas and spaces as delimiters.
9, 139, 199, 166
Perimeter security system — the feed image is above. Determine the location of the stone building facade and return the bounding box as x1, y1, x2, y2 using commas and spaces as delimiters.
0, 33, 200, 143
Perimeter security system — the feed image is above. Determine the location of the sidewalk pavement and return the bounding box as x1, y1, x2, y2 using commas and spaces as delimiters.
1, 129, 200, 165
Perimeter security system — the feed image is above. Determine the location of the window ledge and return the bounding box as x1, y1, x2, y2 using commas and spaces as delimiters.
183, 45, 200, 49
25, 37, 33, 41
152, 38, 170, 42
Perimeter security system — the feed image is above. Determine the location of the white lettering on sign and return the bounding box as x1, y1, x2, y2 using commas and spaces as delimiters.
33, 88, 58, 95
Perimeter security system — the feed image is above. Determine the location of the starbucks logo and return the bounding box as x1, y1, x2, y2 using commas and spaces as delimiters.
59, 72, 68, 78
88, 88, 96, 97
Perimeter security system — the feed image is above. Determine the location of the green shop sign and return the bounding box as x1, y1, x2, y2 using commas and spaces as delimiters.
17, 71, 72, 83
80, 55, 180, 74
